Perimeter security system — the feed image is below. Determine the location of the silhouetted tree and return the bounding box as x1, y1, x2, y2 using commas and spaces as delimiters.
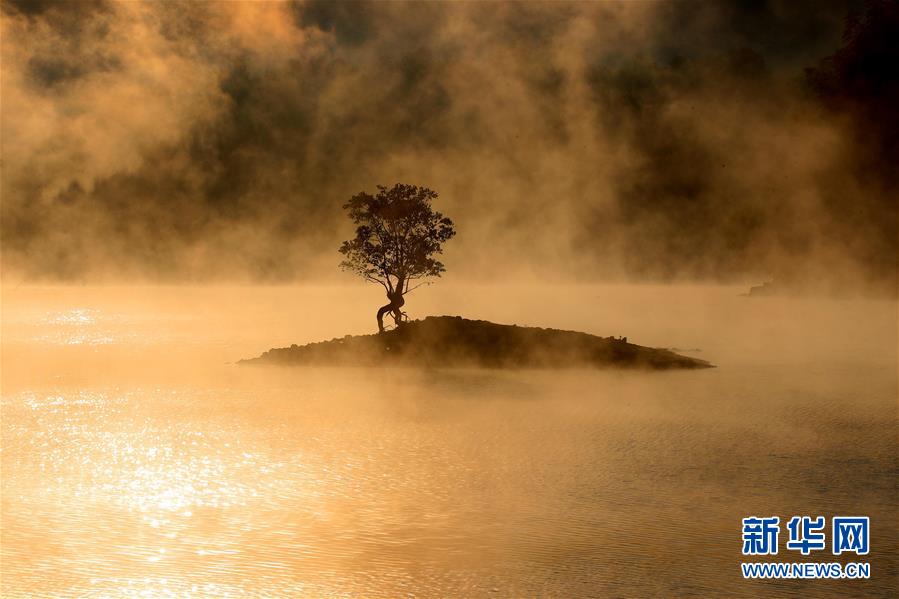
339, 184, 455, 332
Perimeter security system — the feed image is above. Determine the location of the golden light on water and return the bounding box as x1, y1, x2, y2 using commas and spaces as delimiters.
37, 309, 117, 345
1, 285, 896, 596
48, 309, 97, 325
5, 380, 338, 597
2, 0, 896, 594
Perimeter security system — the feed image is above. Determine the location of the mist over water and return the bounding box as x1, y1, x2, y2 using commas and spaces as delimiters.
2, 0, 896, 292
2, 1, 897, 595
2, 284, 896, 597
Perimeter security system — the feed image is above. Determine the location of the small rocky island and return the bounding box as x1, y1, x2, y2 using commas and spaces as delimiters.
242, 316, 713, 370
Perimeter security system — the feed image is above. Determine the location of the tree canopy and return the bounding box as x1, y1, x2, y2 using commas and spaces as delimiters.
339, 184, 455, 331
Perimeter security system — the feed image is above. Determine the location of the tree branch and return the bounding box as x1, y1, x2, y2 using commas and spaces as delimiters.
364, 275, 389, 291
405, 280, 432, 294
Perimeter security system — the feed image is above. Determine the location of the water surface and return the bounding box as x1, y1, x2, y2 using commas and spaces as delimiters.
2, 285, 896, 597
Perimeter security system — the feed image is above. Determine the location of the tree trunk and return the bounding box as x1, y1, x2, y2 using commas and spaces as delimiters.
390, 293, 406, 327
376, 302, 393, 333
376, 290, 405, 333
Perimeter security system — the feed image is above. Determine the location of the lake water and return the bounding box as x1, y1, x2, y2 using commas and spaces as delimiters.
1, 284, 896, 597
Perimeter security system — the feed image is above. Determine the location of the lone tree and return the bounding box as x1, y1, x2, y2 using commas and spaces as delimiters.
339, 184, 456, 333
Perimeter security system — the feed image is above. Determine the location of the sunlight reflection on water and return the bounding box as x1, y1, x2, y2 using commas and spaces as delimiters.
32, 309, 128, 346
1, 286, 896, 597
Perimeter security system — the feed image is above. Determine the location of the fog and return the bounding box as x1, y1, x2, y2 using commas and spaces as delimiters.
2, 1, 896, 295
2, 284, 896, 596
3, 283, 896, 390
2, 5, 897, 593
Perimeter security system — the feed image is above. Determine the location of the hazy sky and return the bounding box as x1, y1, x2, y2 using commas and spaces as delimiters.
1, 0, 896, 290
